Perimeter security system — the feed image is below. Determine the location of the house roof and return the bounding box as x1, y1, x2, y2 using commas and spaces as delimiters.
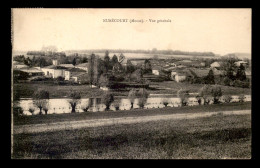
130, 60, 145, 66
210, 62, 221, 67
20, 68, 44, 73
189, 68, 209, 77
42, 65, 68, 70
70, 72, 87, 77
66, 67, 86, 72
59, 64, 74, 68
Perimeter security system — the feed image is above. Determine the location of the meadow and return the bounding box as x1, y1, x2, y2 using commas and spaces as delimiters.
13, 80, 251, 99
13, 113, 251, 159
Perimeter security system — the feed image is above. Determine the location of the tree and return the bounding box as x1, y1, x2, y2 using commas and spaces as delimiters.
236, 64, 246, 81
128, 89, 137, 109
144, 59, 152, 74
82, 57, 88, 63
88, 54, 99, 87
102, 92, 114, 110
211, 85, 222, 104
28, 108, 35, 115
162, 98, 169, 107
104, 53, 110, 73
111, 55, 118, 67
68, 90, 81, 113
72, 58, 77, 66
204, 69, 215, 84
126, 60, 136, 74
33, 90, 49, 115
136, 88, 149, 109
98, 74, 110, 87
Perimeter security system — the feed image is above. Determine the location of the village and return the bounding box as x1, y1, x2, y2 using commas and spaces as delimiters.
13, 50, 251, 115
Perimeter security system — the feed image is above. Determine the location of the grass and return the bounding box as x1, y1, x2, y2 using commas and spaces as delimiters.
14, 80, 251, 98
12, 114, 251, 159
13, 102, 251, 126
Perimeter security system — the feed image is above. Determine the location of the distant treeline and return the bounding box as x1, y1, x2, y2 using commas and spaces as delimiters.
66, 49, 216, 57
27, 51, 66, 57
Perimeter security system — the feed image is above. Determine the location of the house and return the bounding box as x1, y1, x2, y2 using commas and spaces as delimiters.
59, 64, 75, 69
210, 62, 221, 69
41, 65, 67, 78
52, 59, 59, 66
19, 67, 44, 77
64, 68, 88, 83
118, 53, 128, 66
175, 73, 187, 82
130, 60, 145, 66
234, 61, 248, 67
152, 66, 161, 75
75, 63, 88, 72
13, 61, 28, 69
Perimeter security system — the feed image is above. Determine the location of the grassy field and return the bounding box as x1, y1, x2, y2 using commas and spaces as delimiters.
14, 81, 251, 98
14, 102, 251, 126
13, 113, 251, 159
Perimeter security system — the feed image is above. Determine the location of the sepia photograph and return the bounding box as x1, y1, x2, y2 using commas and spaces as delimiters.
11, 8, 251, 159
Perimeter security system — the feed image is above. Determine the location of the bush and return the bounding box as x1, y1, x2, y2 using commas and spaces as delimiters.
231, 80, 250, 88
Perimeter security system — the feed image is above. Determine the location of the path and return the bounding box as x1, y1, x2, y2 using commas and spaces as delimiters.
13, 110, 250, 134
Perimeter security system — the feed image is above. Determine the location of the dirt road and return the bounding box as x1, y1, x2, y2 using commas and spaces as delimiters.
13, 110, 250, 134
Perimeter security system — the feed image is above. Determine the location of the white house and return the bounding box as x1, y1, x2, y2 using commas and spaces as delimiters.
41, 65, 67, 78
152, 69, 160, 75
75, 63, 88, 72
175, 74, 186, 82
210, 62, 221, 68
234, 61, 248, 67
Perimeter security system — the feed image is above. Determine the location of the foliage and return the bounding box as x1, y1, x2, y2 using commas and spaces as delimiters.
98, 74, 110, 87
236, 64, 246, 81
204, 69, 215, 84
211, 86, 222, 104
102, 92, 114, 110
111, 55, 119, 67
143, 59, 152, 74
68, 90, 81, 113
220, 95, 232, 103
128, 89, 137, 109
162, 98, 169, 107
28, 108, 35, 115
33, 90, 50, 115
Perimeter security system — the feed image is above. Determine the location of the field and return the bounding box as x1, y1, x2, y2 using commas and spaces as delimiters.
13, 102, 251, 126
13, 113, 251, 159
13, 81, 251, 99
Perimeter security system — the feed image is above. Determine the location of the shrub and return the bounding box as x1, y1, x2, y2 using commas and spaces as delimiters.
232, 80, 250, 88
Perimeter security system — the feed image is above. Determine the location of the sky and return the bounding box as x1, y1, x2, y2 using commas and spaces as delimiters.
12, 8, 251, 55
